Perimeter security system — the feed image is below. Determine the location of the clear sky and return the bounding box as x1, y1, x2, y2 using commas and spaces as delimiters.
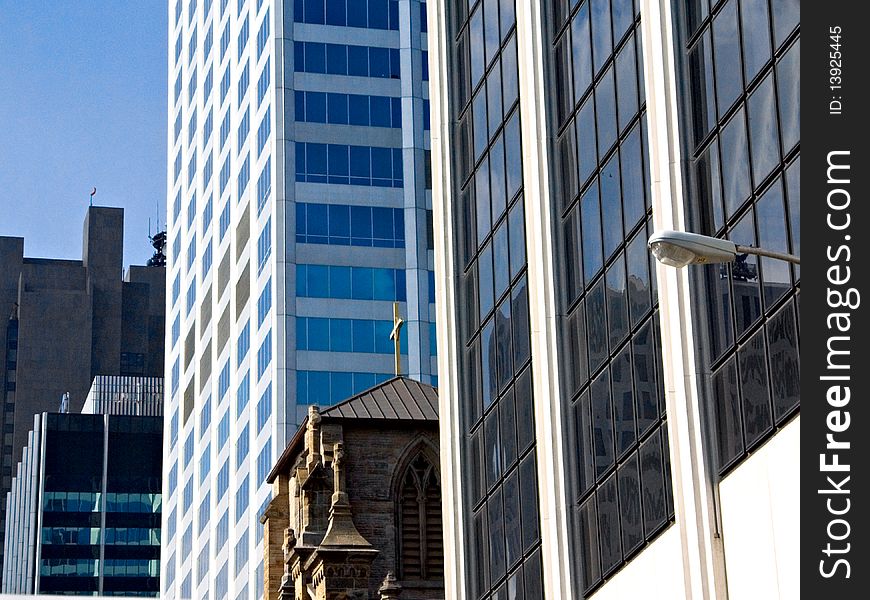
0, 2, 167, 270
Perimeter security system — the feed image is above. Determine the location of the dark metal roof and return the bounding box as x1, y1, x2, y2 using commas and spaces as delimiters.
266, 377, 438, 483
320, 376, 438, 421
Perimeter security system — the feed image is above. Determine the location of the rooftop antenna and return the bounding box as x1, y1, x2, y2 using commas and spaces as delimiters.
89, 187, 97, 207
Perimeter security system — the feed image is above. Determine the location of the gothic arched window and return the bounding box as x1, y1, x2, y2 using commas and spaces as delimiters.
397, 452, 443, 581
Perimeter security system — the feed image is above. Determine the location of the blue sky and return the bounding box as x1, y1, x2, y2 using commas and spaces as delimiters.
0, 2, 167, 269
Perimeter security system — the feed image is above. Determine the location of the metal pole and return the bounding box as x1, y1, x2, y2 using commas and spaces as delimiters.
735, 245, 801, 265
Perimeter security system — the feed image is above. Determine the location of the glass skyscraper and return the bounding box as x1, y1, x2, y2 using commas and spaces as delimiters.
161, 1, 435, 599
429, 0, 798, 598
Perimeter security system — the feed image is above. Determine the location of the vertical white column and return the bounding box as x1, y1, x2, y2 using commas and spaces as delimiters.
511, 1, 574, 598
427, 1, 467, 598
638, 1, 728, 598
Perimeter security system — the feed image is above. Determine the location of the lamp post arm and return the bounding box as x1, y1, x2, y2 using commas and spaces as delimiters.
734, 245, 800, 265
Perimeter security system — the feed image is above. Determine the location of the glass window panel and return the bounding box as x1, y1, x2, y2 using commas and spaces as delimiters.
369, 47, 390, 78
576, 97, 598, 186
600, 151, 623, 258
768, 301, 800, 421
496, 296, 512, 392
554, 32, 574, 126
740, 0, 772, 84
704, 261, 734, 360
612, 0, 633, 42
595, 66, 618, 157
586, 279, 607, 372
639, 431, 667, 533
351, 265, 374, 300
473, 87, 489, 159
370, 95, 391, 127
484, 0, 500, 66
626, 229, 651, 326
515, 366, 534, 452
571, 2, 592, 101
611, 344, 635, 457
352, 319, 375, 353
349, 145, 371, 180
605, 253, 628, 348
502, 35, 519, 111
307, 92, 326, 123
598, 471, 621, 574
481, 318, 496, 410
306, 42, 326, 73
519, 452, 540, 551
368, 0, 388, 29
777, 39, 800, 154
504, 111, 522, 200
580, 180, 603, 284
328, 204, 350, 238
632, 321, 658, 436
696, 139, 724, 233
327, 144, 349, 181
572, 391, 595, 498
756, 178, 791, 306
712, 356, 744, 470
508, 198, 526, 281
490, 134, 507, 221
556, 122, 579, 212
308, 265, 329, 297
470, 5, 485, 86
563, 208, 583, 305
747, 73, 780, 189
330, 319, 352, 352
329, 266, 351, 298
785, 156, 800, 272
503, 469, 522, 568
500, 385, 518, 468
618, 452, 644, 555
772, 0, 799, 48
348, 45, 368, 75
470, 509, 488, 599
578, 496, 602, 592
590, 0, 613, 75
615, 35, 638, 133
326, 42, 347, 74
739, 327, 773, 449
493, 220, 510, 300
476, 157, 492, 246
499, 0, 515, 40
488, 486, 507, 581
688, 31, 717, 148
565, 301, 590, 395
720, 107, 751, 218
348, 94, 368, 126
730, 208, 761, 335
712, 0, 742, 116
371, 147, 392, 180
485, 410, 502, 488
372, 267, 396, 301
479, 242, 495, 320
511, 277, 531, 368
327, 93, 348, 125
591, 368, 614, 478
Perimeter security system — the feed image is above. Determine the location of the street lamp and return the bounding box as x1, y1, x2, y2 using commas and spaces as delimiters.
648, 230, 800, 267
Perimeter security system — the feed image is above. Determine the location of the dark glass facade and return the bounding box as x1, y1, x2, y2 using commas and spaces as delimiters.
446, 0, 545, 598
4, 413, 162, 596
542, 0, 674, 595
674, 0, 800, 475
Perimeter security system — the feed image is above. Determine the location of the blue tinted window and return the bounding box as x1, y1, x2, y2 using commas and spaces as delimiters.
326, 42, 347, 73
305, 42, 326, 73
307, 91, 326, 123
330, 266, 351, 296
348, 45, 368, 75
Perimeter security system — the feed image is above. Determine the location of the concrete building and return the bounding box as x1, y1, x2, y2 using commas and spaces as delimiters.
427, 0, 798, 598
0, 205, 166, 568
2, 395, 164, 596
161, 1, 436, 598
260, 377, 442, 600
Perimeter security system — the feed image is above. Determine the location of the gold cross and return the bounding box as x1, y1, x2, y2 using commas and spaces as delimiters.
389, 302, 404, 376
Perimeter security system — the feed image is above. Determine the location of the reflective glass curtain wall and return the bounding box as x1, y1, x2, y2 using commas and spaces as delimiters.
446, 0, 545, 598
541, 0, 674, 595
674, 0, 800, 476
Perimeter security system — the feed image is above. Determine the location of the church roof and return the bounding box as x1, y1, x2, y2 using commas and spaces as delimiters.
320, 376, 438, 421
266, 376, 438, 483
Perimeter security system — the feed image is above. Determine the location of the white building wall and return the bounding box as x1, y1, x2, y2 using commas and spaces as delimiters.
719, 416, 800, 600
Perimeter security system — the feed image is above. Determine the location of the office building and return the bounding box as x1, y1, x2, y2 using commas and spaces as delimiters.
161, 1, 435, 599
0, 206, 166, 567
261, 377, 442, 600
428, 0, 798, 598
2, 388, 164, 596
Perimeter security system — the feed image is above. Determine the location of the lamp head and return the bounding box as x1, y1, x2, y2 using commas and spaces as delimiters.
648, 230, 738, 268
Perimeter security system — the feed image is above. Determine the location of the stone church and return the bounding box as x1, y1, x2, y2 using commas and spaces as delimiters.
260, 377, 444, 600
